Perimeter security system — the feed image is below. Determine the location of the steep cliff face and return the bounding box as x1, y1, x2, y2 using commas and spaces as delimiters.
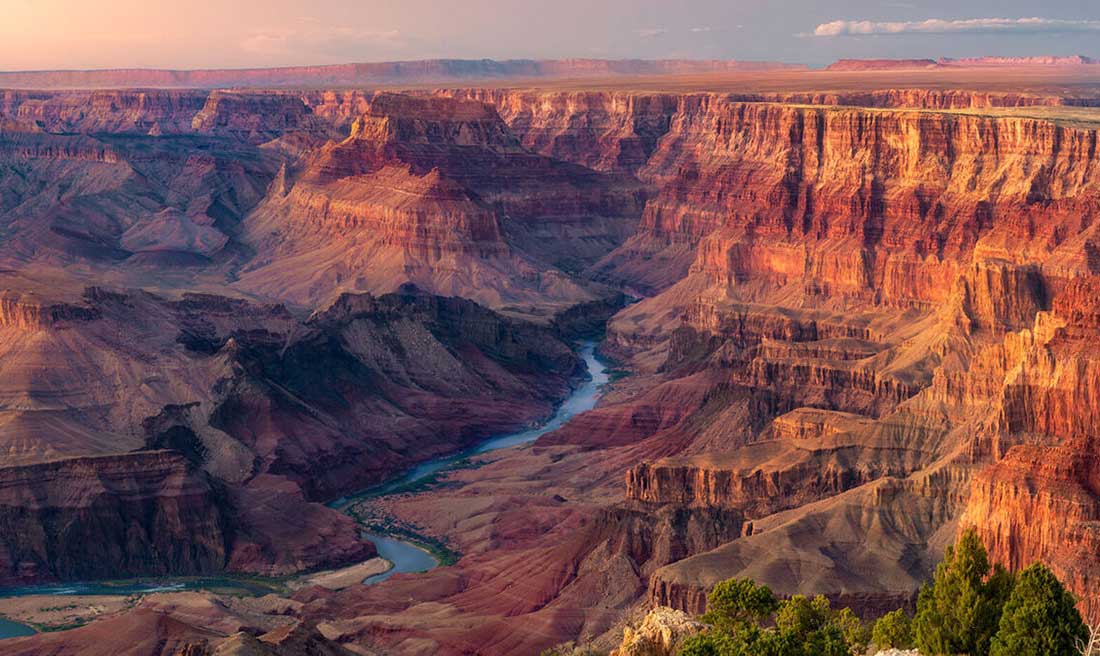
962, 443, 1100, 615
450, 88, 1091, 303
239, 93, 643, 309
0, 89, 209, 135
438, 89, 1100, 630
0, 451, 227, 584
0, 291, 100, 329
624, 409, 913, 516
614, 99, 1100, 300
957, 278, 1100, 613
723, 89, 1100, 109
191, 91, 331, 143
443, 89, 681, 172
444, 88, 1100, 180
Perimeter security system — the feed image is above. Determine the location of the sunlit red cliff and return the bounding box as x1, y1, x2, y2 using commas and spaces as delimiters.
1, 59, 1100, 654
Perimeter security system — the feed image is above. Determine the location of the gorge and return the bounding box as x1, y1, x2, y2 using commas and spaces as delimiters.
0, 59, 1099, 655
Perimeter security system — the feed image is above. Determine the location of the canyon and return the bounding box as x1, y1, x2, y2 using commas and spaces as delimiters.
0, 60, 1099, 654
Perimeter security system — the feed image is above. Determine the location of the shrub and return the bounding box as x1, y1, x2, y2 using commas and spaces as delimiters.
872, 609, 913, 650
771, 595, 851, 656
834, 606, 870, 654
682, 589, 854, 656
679, 628, 754, 656
989, 563, 1087, 656
701, 578, 779, 633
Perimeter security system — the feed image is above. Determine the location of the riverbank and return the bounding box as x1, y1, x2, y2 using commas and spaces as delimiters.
0, 595, 132, 635
290, 559, 391, 591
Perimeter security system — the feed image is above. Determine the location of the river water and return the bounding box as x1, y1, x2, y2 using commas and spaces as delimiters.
0, 341, 608, 608
357, 341, 608, 498
0, 617, 35, 640
342, 340, 609, 583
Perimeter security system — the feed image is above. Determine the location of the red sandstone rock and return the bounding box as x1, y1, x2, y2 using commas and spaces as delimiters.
1, 73, 1100, 655
0, 451, 227, 585
236, 93, 642, 309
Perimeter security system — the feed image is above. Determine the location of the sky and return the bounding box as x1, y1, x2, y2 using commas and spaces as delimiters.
2, 0, 1100, 70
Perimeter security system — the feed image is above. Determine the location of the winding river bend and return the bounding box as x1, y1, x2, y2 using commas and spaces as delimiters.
337, 340, 609, 583
0, 340, 608, 628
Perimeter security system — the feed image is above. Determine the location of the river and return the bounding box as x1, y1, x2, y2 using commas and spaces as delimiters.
338, 340, 609, 582
0, 340, 608, 610
0, 617, 35, 640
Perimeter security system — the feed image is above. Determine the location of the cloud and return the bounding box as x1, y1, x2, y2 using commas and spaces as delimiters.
813, 17, 1100, 37
635, 28, 668, 39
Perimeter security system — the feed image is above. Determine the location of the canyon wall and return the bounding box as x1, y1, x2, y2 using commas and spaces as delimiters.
0, 88, 641, 311
426, 86, 1100, 628
238, 92, 643, 308
1, 80, 1100, 652
0, 451, 227, 584
958, 277, 1100, 613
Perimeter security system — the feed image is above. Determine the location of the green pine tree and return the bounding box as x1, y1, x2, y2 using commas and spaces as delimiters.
913, 529, 1015, 655
989, 563, 1087, 656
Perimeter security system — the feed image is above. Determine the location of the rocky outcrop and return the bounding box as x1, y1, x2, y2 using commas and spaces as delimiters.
0, 451, 228, 584
0, 292, 100, 329
610, 607, 704, 656
239, 92, 643, 309
191, 91, 327, 143
0, 89, 208, 135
